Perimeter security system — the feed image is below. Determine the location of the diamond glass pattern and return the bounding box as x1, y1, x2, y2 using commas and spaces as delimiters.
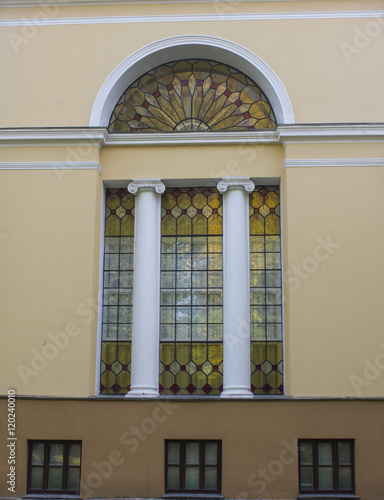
108, 59, 276, 132
250, 186, 283, 395
160, 188, 223, 395
100, 188, 134, 394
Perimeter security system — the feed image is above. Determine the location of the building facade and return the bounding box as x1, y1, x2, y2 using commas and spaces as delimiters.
1, 1, 384, 499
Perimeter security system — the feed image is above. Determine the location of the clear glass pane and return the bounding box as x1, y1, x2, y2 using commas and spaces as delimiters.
185, 466, 199, 489
31, 443, 44, 465
300, 442, 313, 465
186, 442, 200, 464
167, 442, 180, 464
339, 466, 352, 489
67, 468, 80, 491
318, 442, 333, 465
318, 467, 333, 489
30, 467, 43, 489
49, 443, 64, 465
205, 467, 217, 489
300, 467, 313, 489
338, 442, 351, 465
68, 443, 81, 466
48, 468, 63, 490
167, 466, 180, 489
205, 442, 217, 465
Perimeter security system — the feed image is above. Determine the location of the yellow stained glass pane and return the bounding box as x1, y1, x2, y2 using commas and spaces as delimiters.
198, 88, 216, 120
250, 214, 265, 235
155, 65, 174, 85
138, 74, 157, 93
207, 215, 222, 235
106, 194, 121, 210
249, 101, 271, 119
267, 342, 283, 365
203, 94, 228, 124
162, 215, 176, 235
207, 192, 221, 209
192, 214, 207, 235
208, 371, 222, 389
117, 370, 131, 388
210, 114, 244, 131
192, 191, 207, 209
118, 343, 131, 364
265, 213, 280, 235
250, 191, 264, 208
251, 342, 267, 365
163, 193, 177, 210
157, 96, 181, 124
173, 60, 193, 80
208, 343, 223, 365
101, 370, 116, 388
160, 371, 174, 389
175, 371, 190, 389
101, 342, 117, 364
124, 88, 145, 106
192, 343, 207, 365
181, 85, 192, 118
265, 192, 279, 208
211, 64, 230, 83
251, 371, 267, 390
191, 371, 206, 389
160, 343, 175, 365
177, 214, 192, 235
120, 215, 134, 236
178, 192, 191, 209
121, 194, 134, 210
192, 88, 203, 120
176, 344, 191, 365
147, 106, 178, 128
193, 60, 212, 79
168, 89, 185, 121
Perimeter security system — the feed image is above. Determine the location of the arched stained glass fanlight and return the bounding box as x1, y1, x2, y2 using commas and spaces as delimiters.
108, 59, 277, 132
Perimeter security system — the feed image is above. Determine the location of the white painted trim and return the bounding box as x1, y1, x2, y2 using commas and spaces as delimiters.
90, 35, 294, 127
95, 185, 107, 396
0, 128, 107, 147
0, 0, 332, 6
283, 158, 384, 169
0, 161, 102, 172
1, 11, 383, 25
278, 123, 384, 144
107, 131, 279, 146
0, 125, 383, 147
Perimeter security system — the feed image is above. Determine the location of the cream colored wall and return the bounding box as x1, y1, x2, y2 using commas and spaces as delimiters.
1, 1, 383, 127
0, 169, 100, 397
284, 164, 384, 397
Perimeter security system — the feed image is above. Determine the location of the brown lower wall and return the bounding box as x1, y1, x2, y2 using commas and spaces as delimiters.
1, 398, 383, 500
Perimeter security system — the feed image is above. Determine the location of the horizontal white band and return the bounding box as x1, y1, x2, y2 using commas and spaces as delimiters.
0, 161, 102, 172
284, 158, 384, 169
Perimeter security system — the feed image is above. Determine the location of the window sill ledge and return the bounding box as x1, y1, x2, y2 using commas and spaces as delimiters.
297, 494, 359, 500
163, 495, 223, 499
22, 496, 81, 499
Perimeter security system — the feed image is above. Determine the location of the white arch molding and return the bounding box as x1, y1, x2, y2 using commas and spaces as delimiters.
89, 35, 294, 127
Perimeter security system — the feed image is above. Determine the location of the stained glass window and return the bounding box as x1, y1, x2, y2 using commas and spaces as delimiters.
100, 188, 134, 394
250, 186, 283, 395
160, 187, 223, 395
108, 59, 276, 133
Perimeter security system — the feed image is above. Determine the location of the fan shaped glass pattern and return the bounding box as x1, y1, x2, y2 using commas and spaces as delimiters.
108, 59, 276, 133
100, 188, 134, 395
250, 186, 283, 395
160, 187, 223, 395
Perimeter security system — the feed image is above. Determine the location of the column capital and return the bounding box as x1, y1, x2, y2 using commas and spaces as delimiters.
217, 177, 255, 194
128, 178, 166, 195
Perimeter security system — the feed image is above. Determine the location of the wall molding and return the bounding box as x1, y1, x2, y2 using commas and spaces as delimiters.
0, 124, 383, 148
0, 161, 102, 172
283, 158, 384, 170
1, 11, 383, 25
0, 0, 330, 6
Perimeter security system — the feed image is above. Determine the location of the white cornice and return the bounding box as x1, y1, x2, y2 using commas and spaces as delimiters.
278, 124, 384, 145
0, 128, 107, 147
0, 0, 325, 5
284, 158, 384, 169
0, 161, 102, 172
0, 124, 383, 148
1, 11, 383, 26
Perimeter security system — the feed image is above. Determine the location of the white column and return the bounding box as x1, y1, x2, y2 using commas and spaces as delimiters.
126, 179, 165, 398
218, 177, 255, 398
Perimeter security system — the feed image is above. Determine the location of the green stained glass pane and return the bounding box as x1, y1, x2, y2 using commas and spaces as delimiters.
30, 467, 43, 489
339, 467, 352, 489
300, 467, 313, 489
205, 467, 217, 489
67, 468, 80, 491
31, 443, 44, 465
48, 468, 63, 489
318, 467, 333, 489
167, 466, 180, 489
168, 442, 180, 464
